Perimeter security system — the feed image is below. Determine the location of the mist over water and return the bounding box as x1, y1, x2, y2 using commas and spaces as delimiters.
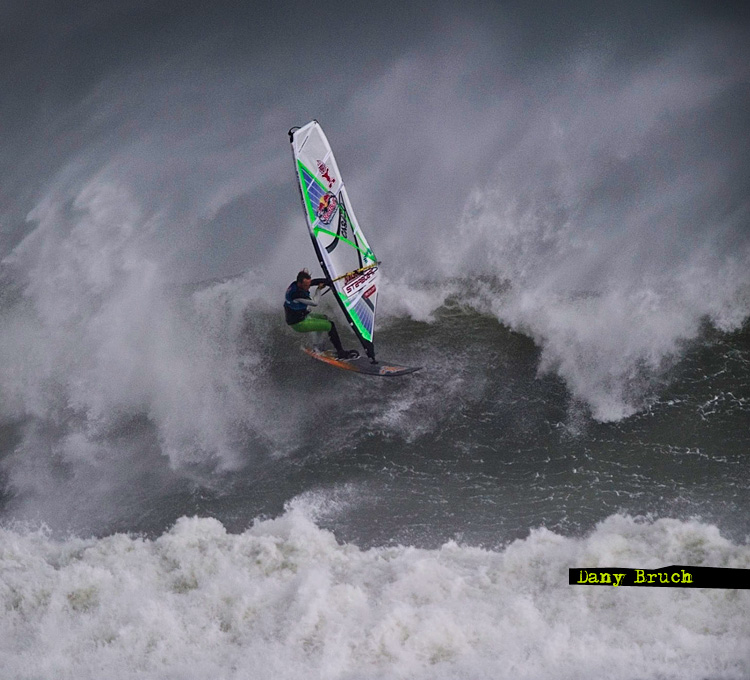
438, 26, 750, 420
1, 2, 750, 678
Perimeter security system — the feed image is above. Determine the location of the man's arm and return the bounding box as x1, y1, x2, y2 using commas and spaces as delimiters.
291, 288, 322, 307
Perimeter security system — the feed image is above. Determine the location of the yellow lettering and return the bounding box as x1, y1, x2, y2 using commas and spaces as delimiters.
577, 571, 588, 584
613, 573, 625, 587
681, 570, 692, 584
647, 573, 657, 583
635, 570, 645, 584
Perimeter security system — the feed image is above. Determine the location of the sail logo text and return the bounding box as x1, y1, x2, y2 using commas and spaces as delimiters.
317, 160, 336, 188
343, 267, 378, 295
338, 205, 348, 240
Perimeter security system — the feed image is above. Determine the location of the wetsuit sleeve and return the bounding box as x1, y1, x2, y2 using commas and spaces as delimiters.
291, 288, 320, 307
310, 277, 329, 287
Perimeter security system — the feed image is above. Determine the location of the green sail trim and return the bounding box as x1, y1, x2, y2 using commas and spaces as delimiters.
313, 226, 374, 260
339, 292, 373, 342
297, 160, 374, 342
291, 125, 379, 357
297, 159, 327, 224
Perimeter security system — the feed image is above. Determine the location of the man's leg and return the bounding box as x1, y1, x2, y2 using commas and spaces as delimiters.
326, 320, 346, 356
291, 314, 346, 356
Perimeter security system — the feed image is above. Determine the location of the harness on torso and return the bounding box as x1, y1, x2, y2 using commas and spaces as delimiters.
284, 281, 311, 325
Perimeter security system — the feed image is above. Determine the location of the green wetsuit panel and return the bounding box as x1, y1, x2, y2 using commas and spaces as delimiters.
290, 313, 332, 333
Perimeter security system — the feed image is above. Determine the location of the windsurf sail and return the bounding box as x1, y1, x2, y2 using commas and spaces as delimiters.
289, 121, 380, 361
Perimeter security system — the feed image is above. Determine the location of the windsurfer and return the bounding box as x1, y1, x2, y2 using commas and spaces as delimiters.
284, 269, 358, 359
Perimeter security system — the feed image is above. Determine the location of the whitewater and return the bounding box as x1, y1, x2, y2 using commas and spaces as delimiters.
2, 510, 749, 680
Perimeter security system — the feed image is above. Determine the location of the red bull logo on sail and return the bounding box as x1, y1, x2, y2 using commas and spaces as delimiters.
316, 192, 338, 224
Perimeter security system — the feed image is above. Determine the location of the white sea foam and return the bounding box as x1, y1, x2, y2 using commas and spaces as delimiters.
1, 508, 748, 680
425, 30, 750, 421
0, 175, 292, 532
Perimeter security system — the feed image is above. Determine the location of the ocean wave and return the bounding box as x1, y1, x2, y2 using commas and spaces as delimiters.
1, 508, 748, 680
